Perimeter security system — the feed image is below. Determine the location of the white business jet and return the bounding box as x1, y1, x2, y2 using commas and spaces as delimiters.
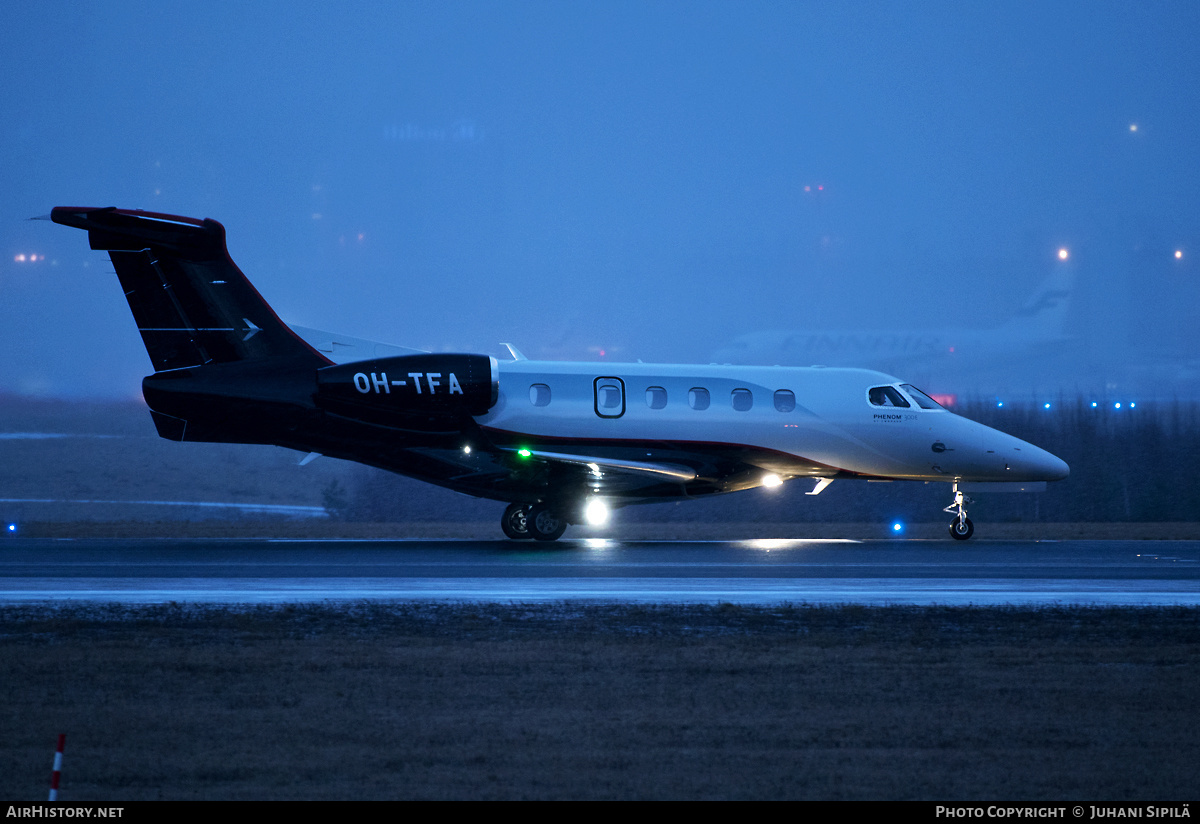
47, 207, 1069, 541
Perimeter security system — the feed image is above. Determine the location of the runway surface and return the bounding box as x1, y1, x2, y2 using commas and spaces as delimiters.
2, 537, 1198, 605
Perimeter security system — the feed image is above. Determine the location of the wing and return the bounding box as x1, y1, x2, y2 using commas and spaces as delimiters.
501, 447, 696, 482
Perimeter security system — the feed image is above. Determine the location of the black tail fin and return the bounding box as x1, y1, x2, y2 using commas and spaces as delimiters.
51, 207, 330, 371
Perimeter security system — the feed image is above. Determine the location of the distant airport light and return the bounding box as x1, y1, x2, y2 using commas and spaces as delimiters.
929, 393, 957, 407
1130, 123, 1138, 132
6, 523, 15, 534
762, 473, 783, 488
1044, 403, 1052, 409
1114, 402, 1121, 409
996, 401, 1005, 408
1175, 250, 1183, 259
584, 498, 610, 526
892, 522, 904, 533
1130, 402, 1137, 408
1091, 401, 1098, 408
1057, 248, 1069, 261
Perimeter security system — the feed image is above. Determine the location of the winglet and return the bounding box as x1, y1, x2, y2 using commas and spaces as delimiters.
500, 342, 527, 361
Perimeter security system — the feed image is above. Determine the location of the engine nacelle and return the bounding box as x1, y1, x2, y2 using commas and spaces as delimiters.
316, 354, 498, 428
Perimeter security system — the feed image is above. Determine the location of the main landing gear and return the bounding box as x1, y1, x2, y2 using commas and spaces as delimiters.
944, 483, 974, 540
501, 503, 530, 539
501, 503, 568, 542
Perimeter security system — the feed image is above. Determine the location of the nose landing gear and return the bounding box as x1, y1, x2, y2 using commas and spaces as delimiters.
944, 483, 974, 540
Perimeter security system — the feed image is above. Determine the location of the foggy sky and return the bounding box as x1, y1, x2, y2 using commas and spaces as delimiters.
3, 1, 1198, 399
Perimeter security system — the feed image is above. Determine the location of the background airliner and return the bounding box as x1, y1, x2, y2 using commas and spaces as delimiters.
711, 265, 1074, 396
47, 206, 1069, 541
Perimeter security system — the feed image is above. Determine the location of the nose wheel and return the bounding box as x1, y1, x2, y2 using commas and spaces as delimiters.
949, 515, 974, 540
944, 483, 975, 541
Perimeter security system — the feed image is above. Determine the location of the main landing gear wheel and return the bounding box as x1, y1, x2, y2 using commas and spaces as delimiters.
949, 516, 974, 541
528, 504, 567, 542
501, 503, 532, 540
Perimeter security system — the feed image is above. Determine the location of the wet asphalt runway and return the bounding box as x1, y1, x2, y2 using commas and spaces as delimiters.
1, 537, 1198, 605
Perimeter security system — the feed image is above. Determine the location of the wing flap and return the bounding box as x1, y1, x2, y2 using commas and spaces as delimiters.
502, 447, 697, 482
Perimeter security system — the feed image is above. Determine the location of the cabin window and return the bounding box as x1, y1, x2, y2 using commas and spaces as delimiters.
529, 383, 551, 407
688, 387, 710, 410
900, 384, 944, 410
594, 377, 625, 418
868, 386, 910, 408
731, 388, 753, 411
646, 386, 667, 409
774, 389, 796, 412
598, 384, 622, 409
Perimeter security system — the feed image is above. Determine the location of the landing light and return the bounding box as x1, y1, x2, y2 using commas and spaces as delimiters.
585, 499, 610, 526
762, 473, 783, 488
463, 445, 472, 455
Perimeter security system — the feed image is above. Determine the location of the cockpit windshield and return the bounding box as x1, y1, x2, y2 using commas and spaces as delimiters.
900, 384, 945, 410
868, 386, 911, 408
